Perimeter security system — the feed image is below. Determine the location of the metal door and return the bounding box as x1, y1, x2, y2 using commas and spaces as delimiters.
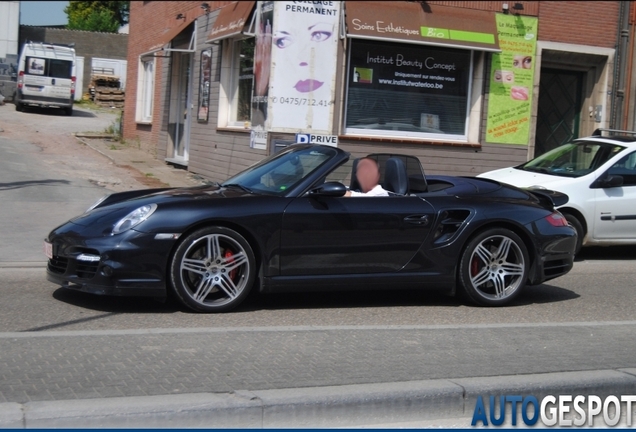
535, 69, 583, 156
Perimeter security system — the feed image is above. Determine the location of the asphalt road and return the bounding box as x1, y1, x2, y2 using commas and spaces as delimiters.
1, 103, 636, 426
0, 252, 635, 331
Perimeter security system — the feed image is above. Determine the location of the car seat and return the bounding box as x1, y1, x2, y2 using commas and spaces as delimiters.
383, 157, 409, 195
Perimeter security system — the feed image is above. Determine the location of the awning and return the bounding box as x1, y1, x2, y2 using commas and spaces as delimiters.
146, 13, 200, 54
206, 1, 255, 43
345, 1, 500, 52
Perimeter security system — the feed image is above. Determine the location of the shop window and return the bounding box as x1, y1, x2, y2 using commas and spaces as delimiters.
345, 39, 473, 141
225, 37, 255, 127
136, 58, 155, 123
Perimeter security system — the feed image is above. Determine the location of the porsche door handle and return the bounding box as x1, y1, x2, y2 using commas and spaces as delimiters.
404, 215, 430, 226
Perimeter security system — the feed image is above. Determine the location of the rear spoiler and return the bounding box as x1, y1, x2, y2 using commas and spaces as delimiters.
525, 188, 569, 209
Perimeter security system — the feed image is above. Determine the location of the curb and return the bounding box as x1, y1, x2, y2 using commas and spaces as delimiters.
74, 136, 117, 166
1, 369, 635, 428
74, 133, 117, 139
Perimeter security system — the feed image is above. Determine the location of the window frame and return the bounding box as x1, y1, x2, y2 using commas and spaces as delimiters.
607, 151, 636, 187
219, 36, 255, 129
343, 38, 474, 142
136, 57, 156, 124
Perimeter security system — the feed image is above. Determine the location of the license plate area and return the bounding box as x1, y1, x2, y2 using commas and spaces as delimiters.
44, 241, 53, 260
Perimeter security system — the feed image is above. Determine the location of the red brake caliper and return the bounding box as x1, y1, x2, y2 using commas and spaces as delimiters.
471, 257, 480, 277
224, 250, 237, 280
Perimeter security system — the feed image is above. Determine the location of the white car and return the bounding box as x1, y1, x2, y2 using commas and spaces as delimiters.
479, 129, 636, 253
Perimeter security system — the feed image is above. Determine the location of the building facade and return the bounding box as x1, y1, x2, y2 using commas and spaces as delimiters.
122, 1, 632, 181
0, 1, 20, 100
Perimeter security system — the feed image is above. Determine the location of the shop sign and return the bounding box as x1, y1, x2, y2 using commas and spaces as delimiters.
485, 14, 539, 145
250, 130, 268, 150
267, 1, 341, 134
295, 133, 338, 146
349, 40, 471, 97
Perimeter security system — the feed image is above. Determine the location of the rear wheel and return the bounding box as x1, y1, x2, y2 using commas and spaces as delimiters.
170, 226, 256, 313
15, 102, 23, 112
564, 213, 584, 255
64, 106, 73, 116
458, 228, 529, 306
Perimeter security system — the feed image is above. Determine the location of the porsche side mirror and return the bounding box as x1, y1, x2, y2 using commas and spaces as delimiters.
591, 175, 624, 189
309, 182, 347, 197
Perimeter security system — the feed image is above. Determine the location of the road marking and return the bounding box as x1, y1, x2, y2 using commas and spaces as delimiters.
1, 320, 636, 339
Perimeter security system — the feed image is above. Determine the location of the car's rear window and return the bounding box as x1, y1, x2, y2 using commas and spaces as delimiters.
26, 57, 73, 79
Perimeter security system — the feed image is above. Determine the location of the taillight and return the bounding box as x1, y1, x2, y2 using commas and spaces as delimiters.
17, 71, 24, 89
71, 76, 76, 96
545, 211, 569, 227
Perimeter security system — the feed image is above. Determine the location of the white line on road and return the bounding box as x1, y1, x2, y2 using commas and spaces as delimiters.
1, 320, 636, 338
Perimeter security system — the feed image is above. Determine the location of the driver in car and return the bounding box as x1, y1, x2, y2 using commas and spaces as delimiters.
345, 158, 389, 197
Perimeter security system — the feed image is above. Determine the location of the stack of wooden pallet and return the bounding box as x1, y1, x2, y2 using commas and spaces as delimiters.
90, 73, 125, 108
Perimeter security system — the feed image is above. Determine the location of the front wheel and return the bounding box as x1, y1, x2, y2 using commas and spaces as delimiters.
458, 228, 529, 306
170, 226, 256, 313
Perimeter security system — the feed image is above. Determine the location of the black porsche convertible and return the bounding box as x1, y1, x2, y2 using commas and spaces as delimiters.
45, 144, 577, 312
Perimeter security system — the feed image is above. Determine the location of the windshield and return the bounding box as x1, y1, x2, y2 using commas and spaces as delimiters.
519, 141, 625, 177
222, 145, 338, 195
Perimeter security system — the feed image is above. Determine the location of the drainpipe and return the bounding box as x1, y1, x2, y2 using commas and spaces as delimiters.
623, 2, 635, 130
612, 1, 629, 129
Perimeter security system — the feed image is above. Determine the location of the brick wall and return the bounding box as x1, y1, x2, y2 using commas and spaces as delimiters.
123, 1, 232, 154
537, 1, 620, 48
429, 1, 620, 48
19, 26, 128, 94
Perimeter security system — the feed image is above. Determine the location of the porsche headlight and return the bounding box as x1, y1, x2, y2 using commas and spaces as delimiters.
112, 204, 157, 235
86, 194, 110, 213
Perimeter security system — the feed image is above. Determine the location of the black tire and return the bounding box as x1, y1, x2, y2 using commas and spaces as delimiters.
170, 226, 256, 313
15, 102, 22, 112
64, 106, 73, 116
564, 213, 584, 256
458, 228, 529, 306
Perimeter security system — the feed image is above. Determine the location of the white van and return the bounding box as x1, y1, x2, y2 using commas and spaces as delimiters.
14, 42, 76, 116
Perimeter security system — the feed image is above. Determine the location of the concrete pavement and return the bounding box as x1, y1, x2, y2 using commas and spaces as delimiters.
73, 133, 210, 190
1, 367, 635, 427
1, 323, 636, 427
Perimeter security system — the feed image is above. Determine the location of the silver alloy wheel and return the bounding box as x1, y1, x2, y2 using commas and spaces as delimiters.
179, 233, 250, 307
468, 234, 525, 300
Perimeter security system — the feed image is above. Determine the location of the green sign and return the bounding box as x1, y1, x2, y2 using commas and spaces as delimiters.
420, 27, 496, 45
486, 14, 538, 144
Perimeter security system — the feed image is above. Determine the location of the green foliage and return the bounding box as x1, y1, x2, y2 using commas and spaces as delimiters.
65, 1, 129, 33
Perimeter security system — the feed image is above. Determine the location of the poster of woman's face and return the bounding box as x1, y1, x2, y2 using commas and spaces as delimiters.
268, 1, 341, 133
28, 58, 45, 75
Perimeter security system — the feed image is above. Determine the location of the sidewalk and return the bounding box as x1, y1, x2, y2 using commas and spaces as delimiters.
1, 368, 635, 428
74, 133, 211, 190
1, 319, 636, 428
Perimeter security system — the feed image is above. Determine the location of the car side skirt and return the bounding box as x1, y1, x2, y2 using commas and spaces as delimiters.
261, 273, 456, 294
